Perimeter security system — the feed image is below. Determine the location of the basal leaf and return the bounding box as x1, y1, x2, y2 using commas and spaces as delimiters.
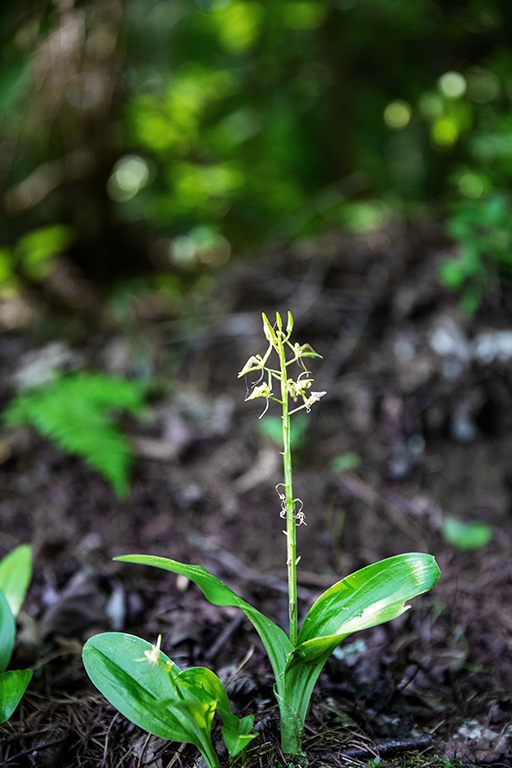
297, 553, 439, 647
291, 599, 414, 666
278, 553, 440, 740
0, 668, 33, 723
115, 555, 293, 689
0, 545, 32, 617
273, 686, 303, 755
83, 632, 195, 743
0, 590, 15, 673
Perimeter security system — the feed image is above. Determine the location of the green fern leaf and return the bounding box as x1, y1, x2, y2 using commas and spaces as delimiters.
4, 373, 146, 498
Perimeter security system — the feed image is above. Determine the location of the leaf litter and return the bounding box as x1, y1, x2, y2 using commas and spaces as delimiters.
1, 222, 512, 766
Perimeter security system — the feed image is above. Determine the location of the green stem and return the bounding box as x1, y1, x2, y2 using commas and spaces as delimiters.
198, 737, 222, 768
277, 331, 298, 645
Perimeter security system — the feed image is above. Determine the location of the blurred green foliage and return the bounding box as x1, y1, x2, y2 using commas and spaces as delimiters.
258, 413, 309, 451
442, 517, 493, 551
331, 451, 360, 472
0, 224, 74, 293
4, 373, 147, 498
440, 193, 512, 314
1, 0, 512, 296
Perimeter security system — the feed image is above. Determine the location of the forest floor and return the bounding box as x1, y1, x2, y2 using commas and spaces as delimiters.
0, 219, 512, 767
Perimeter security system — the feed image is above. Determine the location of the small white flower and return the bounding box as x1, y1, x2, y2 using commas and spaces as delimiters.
238, 355, 263, 377
137, 635, 162, 667
303, 391, 326, 411
245, 382, 271, 401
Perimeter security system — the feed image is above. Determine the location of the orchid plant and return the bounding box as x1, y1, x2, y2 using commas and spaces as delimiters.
83, 312, 440, 764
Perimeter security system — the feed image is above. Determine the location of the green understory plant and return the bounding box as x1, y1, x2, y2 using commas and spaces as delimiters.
0, 224, 75, 295
83, 312, 440, 763
0, 544, 33, 723
4, 372, 147, 499
442, 516, 492, 550
440, 192, 512, 315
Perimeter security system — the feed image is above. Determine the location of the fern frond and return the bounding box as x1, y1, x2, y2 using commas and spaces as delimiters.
4, 373, 147, 498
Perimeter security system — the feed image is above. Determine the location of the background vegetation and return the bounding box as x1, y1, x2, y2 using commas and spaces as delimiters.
1, 0, 512, 310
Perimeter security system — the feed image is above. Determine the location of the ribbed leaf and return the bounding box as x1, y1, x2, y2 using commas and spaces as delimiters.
279, 553, 440, 742
115, 555, 293, 689
297, 553, 440, 649
83, 632, 195, 742
83, 633, 227, 768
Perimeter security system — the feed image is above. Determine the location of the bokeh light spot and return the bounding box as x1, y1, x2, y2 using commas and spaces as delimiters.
438, 71, 466, 99
384, 100, 412, 130
458, 173, 484, 198
431, 117, 459, 147
108, 156, 150, 202
418, 92, 443, 121
466, 68, 500, 103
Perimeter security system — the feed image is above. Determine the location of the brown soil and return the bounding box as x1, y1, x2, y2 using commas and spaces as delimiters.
1, 221, 512, 767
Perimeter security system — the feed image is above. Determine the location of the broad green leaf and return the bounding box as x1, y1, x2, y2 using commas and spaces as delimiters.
115, 555, 293, 690
83, 632, 195, 743
84, 633, 223, 768
292, 597, 415, 666
0, 590, 15, 673
0, 545, 32, 617
279, 553, 440, 739
0, 668, 33, 723
297, 553, 440, 649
